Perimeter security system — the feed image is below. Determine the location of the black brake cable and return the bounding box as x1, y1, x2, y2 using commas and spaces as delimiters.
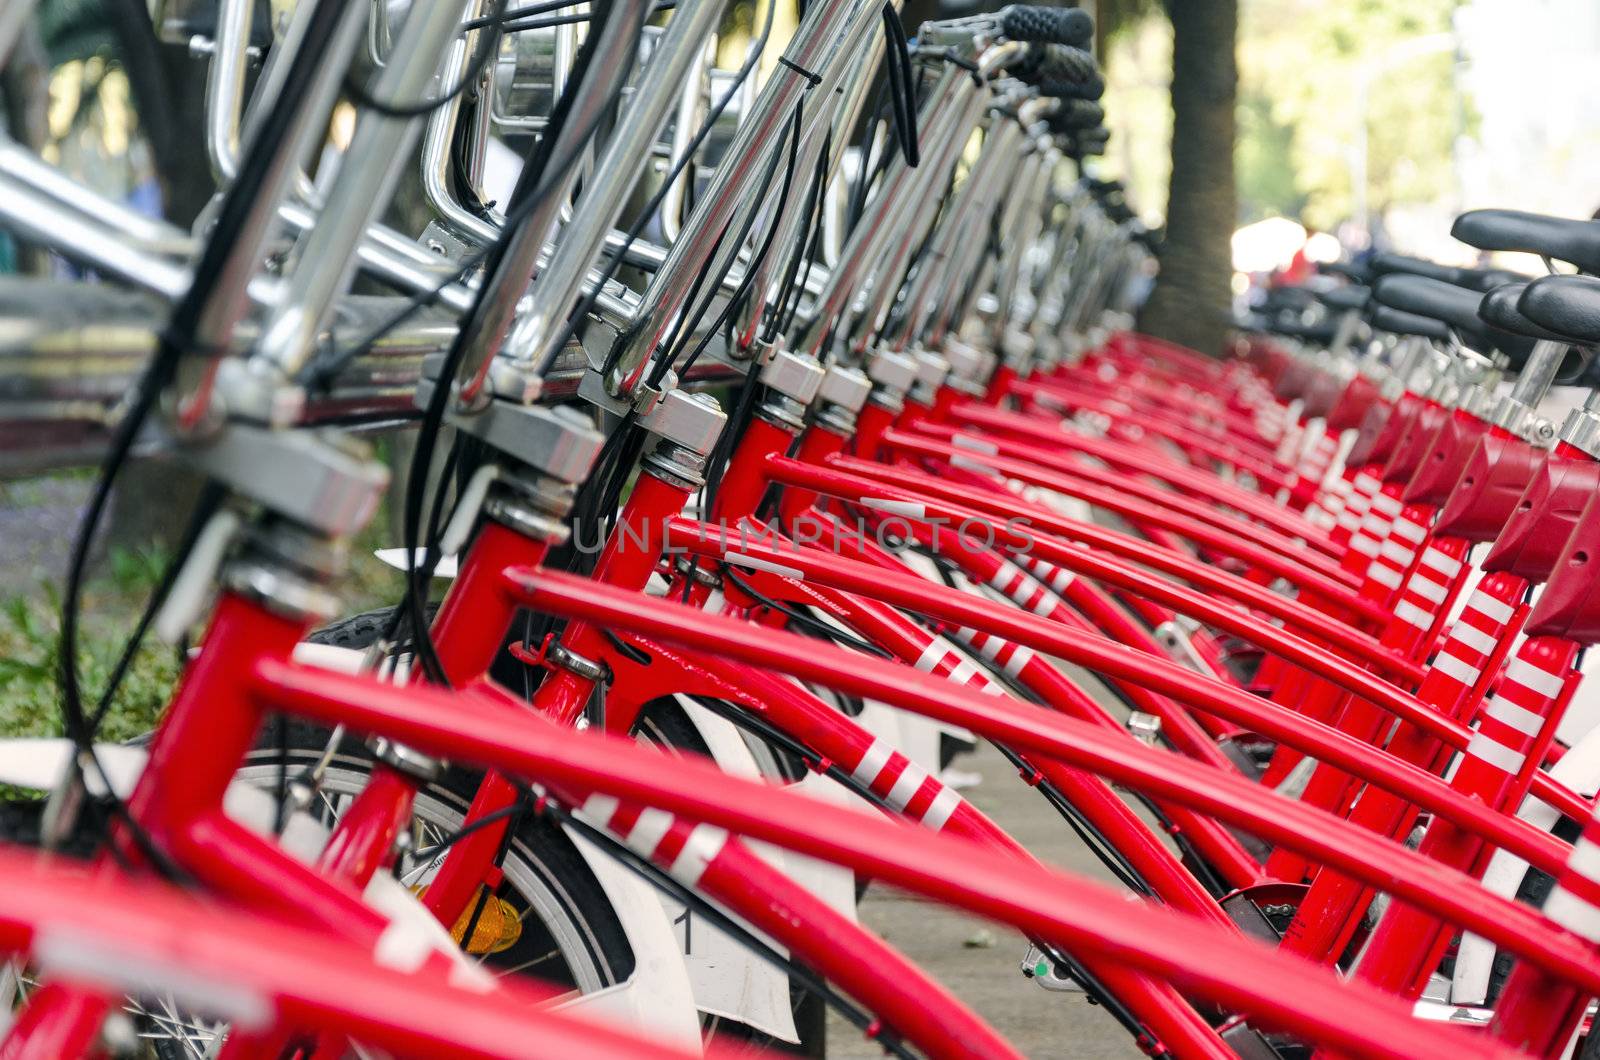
394, 0, 649, 686
342, 0, 508, 119
54, 0, 359, 880
664, 99, 807, 387
879, 2, 920, 168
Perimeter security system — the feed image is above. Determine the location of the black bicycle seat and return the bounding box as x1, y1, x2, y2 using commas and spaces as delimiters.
1453, 209, 1600, 275
1318, 260, 1370, 284
1478, 283, 1568, 343
1369, 304, 1450, 343
1369, 252, 1527, 292
1371, 273, 1536, 362
1314, 285, 1369, 313
1518, 275, 1600, 346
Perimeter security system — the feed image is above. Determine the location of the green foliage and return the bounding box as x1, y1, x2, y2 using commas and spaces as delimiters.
1236, 0, 1472, 230
1103, 0, 1473, 231
0, 554, 179, 743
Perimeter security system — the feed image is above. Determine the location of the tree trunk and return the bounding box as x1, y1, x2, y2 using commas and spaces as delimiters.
1140, 0, 1237, 358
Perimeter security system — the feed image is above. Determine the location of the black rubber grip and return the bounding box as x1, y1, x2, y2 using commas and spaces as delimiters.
1046, 99, 1104, 133
1037, 74, 1106, 101
1000, 5, 1094, 47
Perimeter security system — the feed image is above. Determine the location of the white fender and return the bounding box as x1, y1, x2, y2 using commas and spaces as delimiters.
662, 696, 800, 1044
1452, 722, 1600, 1005
0, 723, 702, 1049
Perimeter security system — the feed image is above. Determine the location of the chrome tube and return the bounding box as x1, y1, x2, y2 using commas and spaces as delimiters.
256, 0, 475, 377
793, 63, 970, 359
0, 137, 194, 258
189, 0, 369, 356
849, 90, 990, 354
892, 116, 1023, 350
204, 0, 253, 183
733, 21, 884, 348
606, 0, 886, 396
0, 171, 193, 299
501, 0, 726, 379
452, 0, 652, 410
834, 74, 985, 357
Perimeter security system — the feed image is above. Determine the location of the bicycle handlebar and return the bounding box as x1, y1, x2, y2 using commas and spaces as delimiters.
999, 5, 1095, 48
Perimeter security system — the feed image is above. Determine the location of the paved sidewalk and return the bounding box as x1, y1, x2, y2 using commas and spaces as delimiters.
825, 739, 1145, 1058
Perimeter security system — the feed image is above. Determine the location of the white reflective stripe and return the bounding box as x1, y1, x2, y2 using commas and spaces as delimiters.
920, 786, 962, 831
1350, 535, 1380, 557
579, 793, 620, 828
885, 761, 929, 811
1372, 493, 1404, 517
1468, 593, 1515, 625
1506, 657, 1567, 699
1408, 577, 1448, 605
1485, 695, 1545, 737
668, 824, 727, 886
725, 552, 806, 580
947, 657, 983, 686
1394, 600, 1433, 630
1336, 510, 1362, 534
862, 498, 925, 517
1029, 592, 1055, 616
1467, 731, 1526, 773
1004, 644, 1037, 677
952, 434, 998, 454
1433, 653, 1481, 685
626, 808, 676, 858
1542, 885, 1600, 944
1420, 548, 1462, 579
1355, 473, 1381, 494
374, 919, 435, 973
913, 639, 949, 673
851, 739, 893, 786
987, 560, 1023, 593
1453, 624, 1499, 656
1369, 564, 1402, 589
1390, 518, 1426, 544
1379, 540, 1415, 566
1567, 837, 1600, 887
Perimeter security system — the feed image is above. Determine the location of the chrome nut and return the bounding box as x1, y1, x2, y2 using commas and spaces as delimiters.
815, 363, 871, 414
758, 344, 826, 405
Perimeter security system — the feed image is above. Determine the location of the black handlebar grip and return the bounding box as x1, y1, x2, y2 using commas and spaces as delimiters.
999, 5, 1094, 47
1016, 44, 1102, 100
1046, 99, 1104, 133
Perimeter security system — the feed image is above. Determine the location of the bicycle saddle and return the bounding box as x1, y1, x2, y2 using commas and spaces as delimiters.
1369, 251, 1526, 293
1518, 274, 1600, 346
1480, 283, 1591, 383
1318, 260, 1371, 284
1313, 285, 1369, 313
1453, 209, 1600, 275
1369, 304, 1450, 343
1371, 273, 1536, 362
1477, 283, 1567, 343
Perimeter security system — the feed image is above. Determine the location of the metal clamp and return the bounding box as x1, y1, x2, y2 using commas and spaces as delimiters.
758, 343, 825, 405
368, 736, 445, 784
639, 388, 726, 457
417, 377, 605, 485
864, 346, 919, 411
